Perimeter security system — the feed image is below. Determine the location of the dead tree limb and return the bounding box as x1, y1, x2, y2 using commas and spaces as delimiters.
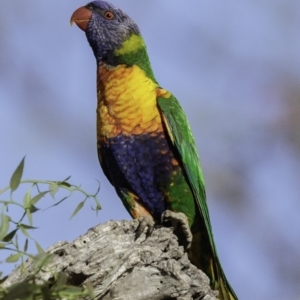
3, 220, 217, 300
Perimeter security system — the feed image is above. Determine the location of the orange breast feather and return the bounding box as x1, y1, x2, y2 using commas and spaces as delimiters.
97, 64, 163, 138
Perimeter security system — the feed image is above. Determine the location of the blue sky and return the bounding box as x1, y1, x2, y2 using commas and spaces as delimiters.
1, 1, 300, 299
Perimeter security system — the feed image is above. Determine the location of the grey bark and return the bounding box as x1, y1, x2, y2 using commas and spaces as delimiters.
3, 220, 217, 300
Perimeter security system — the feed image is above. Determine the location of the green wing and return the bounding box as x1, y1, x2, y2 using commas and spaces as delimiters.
157, 92, 215, 249
157, 91, 238, 300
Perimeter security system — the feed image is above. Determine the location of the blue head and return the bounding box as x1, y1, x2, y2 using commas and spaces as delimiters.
71, 1, 141, 63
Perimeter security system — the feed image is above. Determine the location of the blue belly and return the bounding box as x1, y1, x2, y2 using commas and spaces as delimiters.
100, 133, 179, 219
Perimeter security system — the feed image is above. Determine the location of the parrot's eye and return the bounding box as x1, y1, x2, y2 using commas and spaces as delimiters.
104, 11, 114, 20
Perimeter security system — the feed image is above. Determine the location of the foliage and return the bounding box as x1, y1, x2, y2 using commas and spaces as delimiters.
0, 158, 99, 299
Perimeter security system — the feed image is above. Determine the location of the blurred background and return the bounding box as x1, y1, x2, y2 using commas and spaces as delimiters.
1, 0, 300, 299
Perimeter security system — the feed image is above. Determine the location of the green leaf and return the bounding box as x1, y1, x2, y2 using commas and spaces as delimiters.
58, 176, 71, 187
32, 253, 53, 272
70, 201, 84, 219
26, 209, 33, 226
19, 224, 38, 230
1, 279, 33, 300
23, 188, 31, 208
29, 205, 39, 213
9, 157, 25, 192
35, 241, 44, 254
49, 183, 59, 198
44, 196, 68, 211
24, 238, 28, 252
58, 286, 84, 296
61, 175, 71, 182
59, 181, 71, 188
0, 214, 10, 241
40, 285, 51, 299
30, 191, 48, 206
6, 253, 22, 263
54, 196, 69, 205
19, 226, 30, 238
0, 243, 6, 249
55, 272, 67, 286
3, 229, 18, 242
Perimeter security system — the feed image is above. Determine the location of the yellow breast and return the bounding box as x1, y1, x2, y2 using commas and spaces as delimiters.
97, 64, 163, 138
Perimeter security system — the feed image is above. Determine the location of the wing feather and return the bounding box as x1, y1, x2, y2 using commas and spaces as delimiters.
157, 92, 216, 253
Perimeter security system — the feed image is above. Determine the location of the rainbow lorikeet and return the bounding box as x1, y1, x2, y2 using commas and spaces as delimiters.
71, 1, 237, 299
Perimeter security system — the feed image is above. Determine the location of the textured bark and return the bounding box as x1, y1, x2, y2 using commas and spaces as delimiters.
3, 220, 217, 300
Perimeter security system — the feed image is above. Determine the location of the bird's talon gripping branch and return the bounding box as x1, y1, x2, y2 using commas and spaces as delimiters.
161, 210, 193, 249
136, 216, 155, 239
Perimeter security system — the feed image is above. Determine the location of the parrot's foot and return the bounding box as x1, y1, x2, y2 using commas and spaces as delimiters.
135, 216, 155, 239
161, 210, 192, 249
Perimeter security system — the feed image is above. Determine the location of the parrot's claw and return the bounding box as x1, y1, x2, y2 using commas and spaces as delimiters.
161, 210, 193, 249
136, 215, 155, 239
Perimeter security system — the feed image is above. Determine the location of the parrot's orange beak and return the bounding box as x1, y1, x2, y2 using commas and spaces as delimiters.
70, 6, 92, 31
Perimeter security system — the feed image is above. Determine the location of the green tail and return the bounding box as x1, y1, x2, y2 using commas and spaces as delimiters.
188, 223, 238, 300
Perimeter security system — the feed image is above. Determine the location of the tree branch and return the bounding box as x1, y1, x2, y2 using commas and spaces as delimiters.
3, 220, 217, 300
